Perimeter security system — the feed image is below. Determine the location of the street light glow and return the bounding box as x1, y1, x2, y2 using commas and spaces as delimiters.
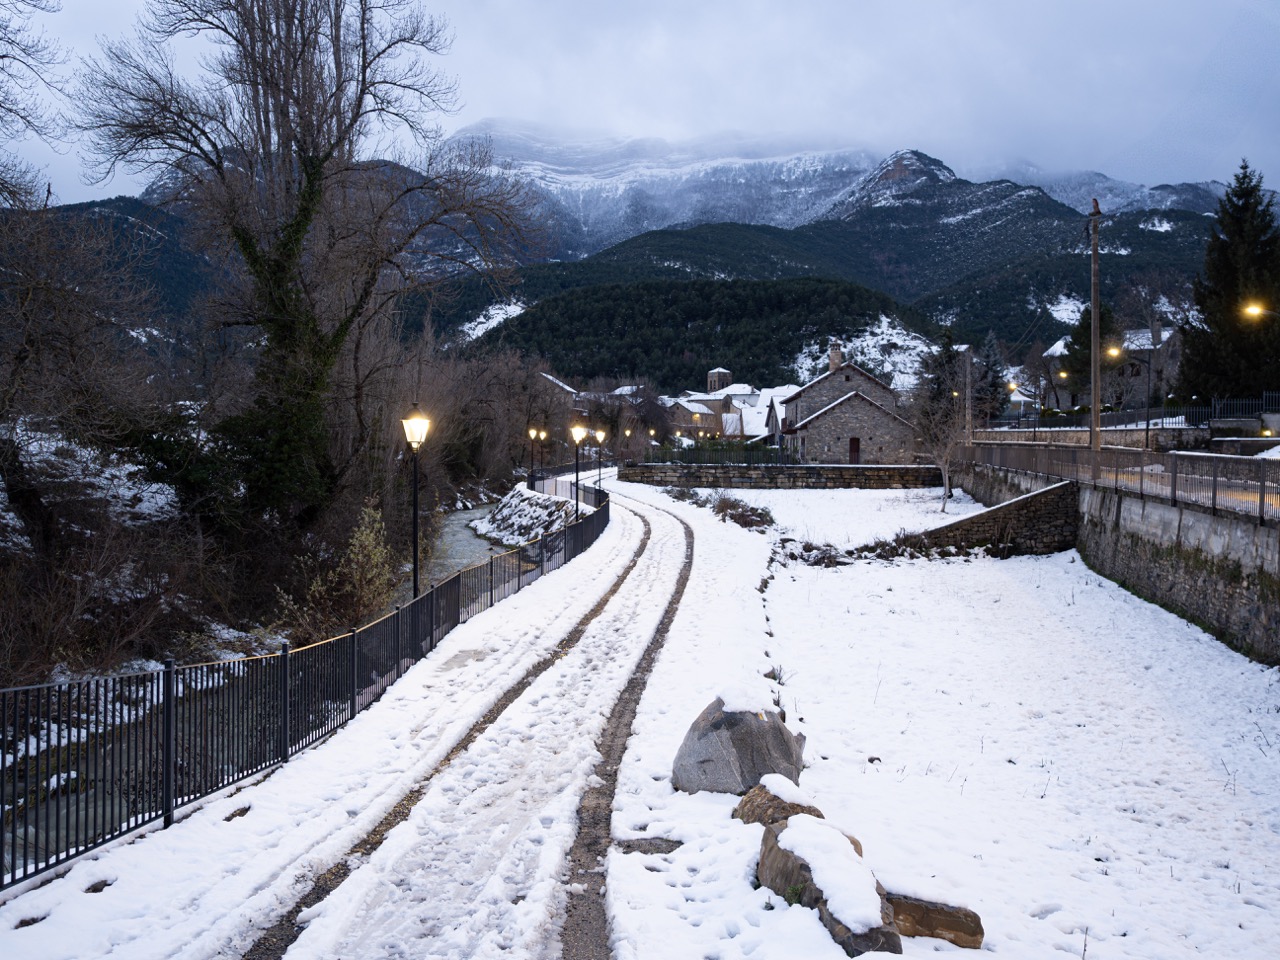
570, 425, 588, 445
401, 403, 430, 451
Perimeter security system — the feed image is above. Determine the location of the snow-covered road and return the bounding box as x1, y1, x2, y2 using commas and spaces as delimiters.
283, 501, 688, 960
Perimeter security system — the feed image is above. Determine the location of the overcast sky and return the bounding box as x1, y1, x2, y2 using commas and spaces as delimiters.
19, 0, 1280, 203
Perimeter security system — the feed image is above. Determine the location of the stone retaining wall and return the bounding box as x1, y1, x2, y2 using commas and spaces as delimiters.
956, 462, 1057, 505
958, 463, 1280, 665
618, 463, 943, 489
905, 481, 1079, 556
1075, 488, 1280, 664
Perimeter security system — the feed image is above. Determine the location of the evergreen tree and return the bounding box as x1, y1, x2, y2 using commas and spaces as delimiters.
1059, 304, 1123, 407
1179, 160, 1280, 399
973, 330, 1010, 420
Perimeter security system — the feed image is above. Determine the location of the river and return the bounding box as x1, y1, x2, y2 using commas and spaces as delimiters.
427, 505, 503, 585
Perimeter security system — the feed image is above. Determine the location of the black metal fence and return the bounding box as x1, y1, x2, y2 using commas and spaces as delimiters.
1, 481, 610, 891
964, 443, 1280, 525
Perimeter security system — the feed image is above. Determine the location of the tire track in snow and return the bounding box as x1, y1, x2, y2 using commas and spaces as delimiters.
272, 501, 692, 960
241, 507, 654, 960
559, 496, 695, 960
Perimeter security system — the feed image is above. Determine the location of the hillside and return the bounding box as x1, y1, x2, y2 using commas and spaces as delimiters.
471, 276, 927, 393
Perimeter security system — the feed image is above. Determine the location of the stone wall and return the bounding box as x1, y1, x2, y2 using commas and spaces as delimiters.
904, 481, 1079, 556
618, 463, 943, 490
956, 462, 1057, 506
958, 462, 1280, 665
1075, 488, 1280, 664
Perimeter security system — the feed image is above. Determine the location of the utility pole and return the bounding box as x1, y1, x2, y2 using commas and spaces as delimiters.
1090, 198, 1102, 452
964, 344, 973, 446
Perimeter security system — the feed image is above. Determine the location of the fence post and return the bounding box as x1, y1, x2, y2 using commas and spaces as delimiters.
489, 556, 495, 609
278, 642, 291, 764
394, 604, 404, 680
162, 659, 176, 828
1261, 460, 1268, 526
1170, 453, 1178, 504
348, 627, 359, 720
540, 535, 546, 578
1211, 459, 1220, 515
426, 586, 435, 653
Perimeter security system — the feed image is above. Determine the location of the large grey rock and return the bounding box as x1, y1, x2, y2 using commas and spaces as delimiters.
671, 698, 805, 795
757, 819, 902, 956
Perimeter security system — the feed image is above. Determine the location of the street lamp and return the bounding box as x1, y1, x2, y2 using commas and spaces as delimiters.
538, 429, 547, 476
595, 428, 606, 485
401, 403, 431, 598
570, 424, 588, 520
1115, 348, 1155, 450
527, 426, 538, 490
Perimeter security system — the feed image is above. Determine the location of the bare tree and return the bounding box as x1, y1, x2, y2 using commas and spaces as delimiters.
78, 0, 531, 529
0, 0, 64, 204
910, 336, 967, 511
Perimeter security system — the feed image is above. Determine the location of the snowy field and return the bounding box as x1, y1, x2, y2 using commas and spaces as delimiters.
606, 482, 1280, 959
2, 480, 1278, 959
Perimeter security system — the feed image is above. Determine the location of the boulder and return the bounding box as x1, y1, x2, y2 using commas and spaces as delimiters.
733, 776, 868, 855
757, 818, 902, 956
671, 698, 805, 795
884, 894, 984, 949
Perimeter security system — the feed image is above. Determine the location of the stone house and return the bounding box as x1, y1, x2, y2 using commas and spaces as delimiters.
781, 347, 917, 464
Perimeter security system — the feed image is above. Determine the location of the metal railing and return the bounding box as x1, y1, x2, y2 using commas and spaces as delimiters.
644, 444, 798, 466
964, 443, 1280, 526
2, 480, 610, 891
983, 405, 1212, 432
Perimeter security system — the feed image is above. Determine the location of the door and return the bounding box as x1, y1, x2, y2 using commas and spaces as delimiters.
849, 437, 861, 464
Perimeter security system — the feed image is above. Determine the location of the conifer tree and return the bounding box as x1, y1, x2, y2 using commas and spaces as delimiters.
1059, 304, 1123, 407
1179, 160, 1280, 399
973, 330, 1010, 420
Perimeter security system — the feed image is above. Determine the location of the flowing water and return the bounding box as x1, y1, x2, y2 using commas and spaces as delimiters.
427, 505, 503, 585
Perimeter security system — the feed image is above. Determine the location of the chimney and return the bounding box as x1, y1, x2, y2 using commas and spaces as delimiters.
829, 344, 843, 373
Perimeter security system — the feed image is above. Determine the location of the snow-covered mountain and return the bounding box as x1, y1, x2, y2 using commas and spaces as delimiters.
454, 120, 880, 258
455, 121, 1228, 259
975, 161, 1226, 215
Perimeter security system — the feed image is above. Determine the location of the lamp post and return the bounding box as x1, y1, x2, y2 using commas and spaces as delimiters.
595, 428, 606, 485
1113, 347, 1155, 450
571, 424, 588, 520
538, 429, 547, 476
401, 403, 431, 598
527, 426, 537, 490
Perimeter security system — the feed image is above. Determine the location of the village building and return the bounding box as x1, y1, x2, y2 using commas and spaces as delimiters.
779, 347, 917, 464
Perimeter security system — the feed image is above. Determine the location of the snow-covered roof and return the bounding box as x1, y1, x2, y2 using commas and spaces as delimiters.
721, 412, 742, 436
1044, 337, 1071, 358
708, 366, 731, 374
674, 400, 714, 416
539, 372, 578, 394
1121, 328, 1176, 352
